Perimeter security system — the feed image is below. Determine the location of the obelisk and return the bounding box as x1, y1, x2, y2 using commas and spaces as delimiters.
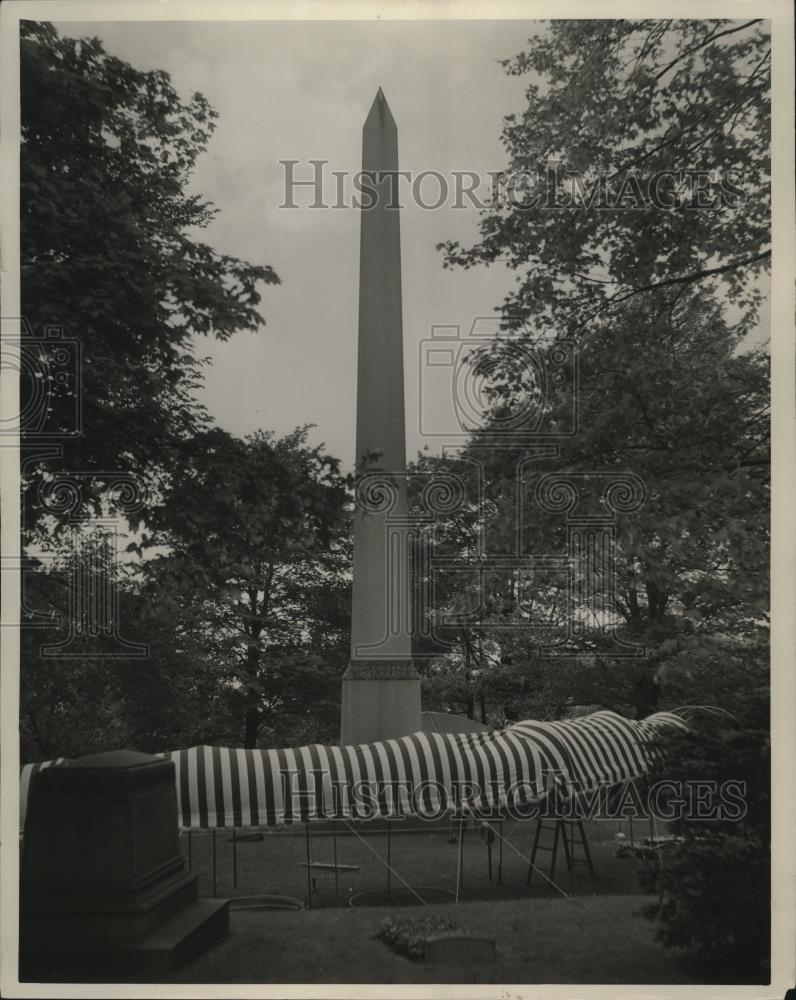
339, 89, 421, 746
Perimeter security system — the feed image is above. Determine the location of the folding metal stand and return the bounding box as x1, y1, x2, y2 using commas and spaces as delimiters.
527, 817, 596, 885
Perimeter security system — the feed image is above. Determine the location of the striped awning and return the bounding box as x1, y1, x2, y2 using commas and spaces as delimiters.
19, 710, 687, 833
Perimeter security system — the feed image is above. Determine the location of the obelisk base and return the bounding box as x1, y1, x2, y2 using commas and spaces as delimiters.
340, 661, 422, 745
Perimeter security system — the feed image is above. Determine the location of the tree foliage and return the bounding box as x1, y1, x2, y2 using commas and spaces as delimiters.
21, 425, 353, 757
18, 24, 355, 757
440, 19, 770, 334
20, 21, 279, 528
144, 426, 352, 747
414, 296, 769, 719
19, 533, 235, 760
425, 21, 771, 976
639, 690, 770, 980
423, 19, 769, 726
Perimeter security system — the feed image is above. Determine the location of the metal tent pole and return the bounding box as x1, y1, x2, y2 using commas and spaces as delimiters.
232, 827, 238, 888
455, 815, 465, 903
187, 829, 192, 871
342, 820, 428, 907
386, 820, 392, 897
212, 828, 217, 898
305, 822, 312, 908
332, 819, 339, 906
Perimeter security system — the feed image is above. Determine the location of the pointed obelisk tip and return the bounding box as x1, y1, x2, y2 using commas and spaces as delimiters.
364, 87, 396, 130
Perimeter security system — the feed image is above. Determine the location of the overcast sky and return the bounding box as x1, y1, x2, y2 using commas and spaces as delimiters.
54, 19, 545, 468
51, 18, 769, 470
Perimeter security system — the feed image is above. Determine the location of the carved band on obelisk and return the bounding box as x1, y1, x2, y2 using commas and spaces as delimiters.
339, 90, 421, 745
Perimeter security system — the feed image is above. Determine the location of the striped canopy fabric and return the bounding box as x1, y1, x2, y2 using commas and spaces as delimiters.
19, 710, 687, 834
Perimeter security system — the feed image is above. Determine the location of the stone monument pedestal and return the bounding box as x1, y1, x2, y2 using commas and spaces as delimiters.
20, 749, 228, 980
340, 662, 421, 745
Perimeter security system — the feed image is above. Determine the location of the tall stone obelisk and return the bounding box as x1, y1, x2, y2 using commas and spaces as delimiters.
340, 89, 421, 746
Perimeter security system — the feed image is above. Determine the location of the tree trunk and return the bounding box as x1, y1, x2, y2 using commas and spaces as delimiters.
632, 671, 660, 718
244, 705, 260, 749
627, 586, 642, 627
479, 693, 487, 725
243, 634, 262, 749
646, 581, 669, 621
26, 708, 50, 759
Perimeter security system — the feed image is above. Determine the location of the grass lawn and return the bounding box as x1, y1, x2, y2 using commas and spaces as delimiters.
166, 819, 701, 984
181, 816, 665, 906
168, 894, 700, 984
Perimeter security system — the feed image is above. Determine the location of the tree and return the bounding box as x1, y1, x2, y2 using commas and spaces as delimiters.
426, 26, 771, 973
639, 688, 770, 981
440, 19, 770, 335
20, 556, 241, 760
427, 20, 769, 722
413, 293, 768, 721
144, 426, 352, 747
20, 21, 279, 530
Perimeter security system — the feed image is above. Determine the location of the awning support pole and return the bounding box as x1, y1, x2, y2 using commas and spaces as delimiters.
305, 822, 312, 908
455, 814, 465, 903
342, 820, 428, 906
212, 828, 217, 898
386, 820, 391, 897
332, 819, 339, 906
